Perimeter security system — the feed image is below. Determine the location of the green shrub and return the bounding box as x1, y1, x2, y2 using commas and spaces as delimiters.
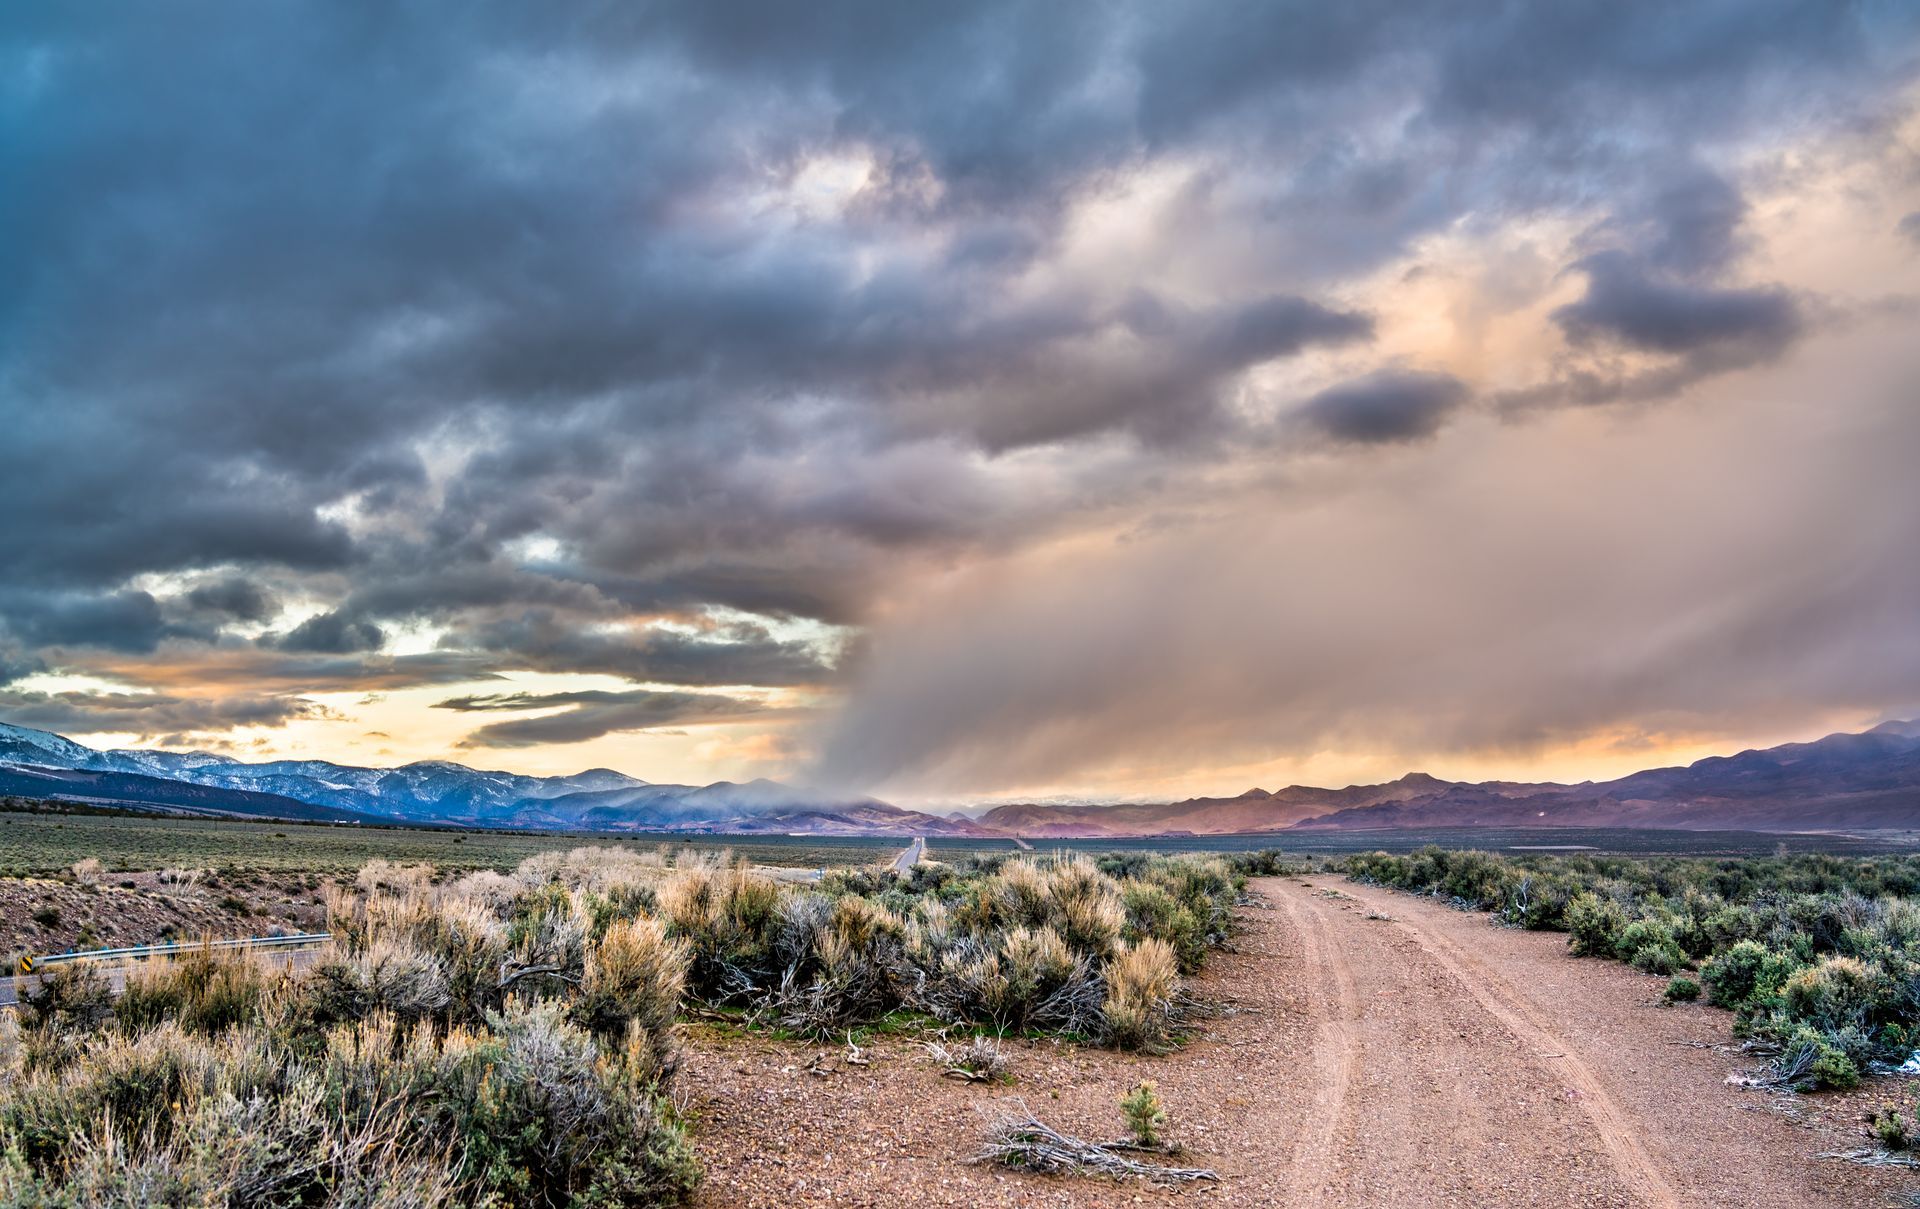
1565, 892, 1627, 958
1628, 938, 1688, 976
1663, 975, 1701, 1003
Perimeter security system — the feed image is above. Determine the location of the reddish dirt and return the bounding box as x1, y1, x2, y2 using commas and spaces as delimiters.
680, 876, 1920, 1207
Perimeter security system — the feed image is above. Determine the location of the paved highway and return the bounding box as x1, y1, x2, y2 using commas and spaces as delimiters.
891, 835, 926, 875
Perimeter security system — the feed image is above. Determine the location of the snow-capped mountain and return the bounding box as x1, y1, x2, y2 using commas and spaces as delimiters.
0, 720, 984, 835
0, 722, 101, 769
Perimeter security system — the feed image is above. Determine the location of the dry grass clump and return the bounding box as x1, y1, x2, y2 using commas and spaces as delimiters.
660, 861, 783, 999
1103, 938, 1180, 1052
515, 844, 671, 895
117, 945, 274, 1035
574, 916, 687, 1078
355, 859, 436, 895
925, 1034, 1008, 1081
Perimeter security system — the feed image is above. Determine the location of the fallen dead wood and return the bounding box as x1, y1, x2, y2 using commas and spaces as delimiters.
1817, 1148, 1920, 1168
970, 1104, 1218, 1184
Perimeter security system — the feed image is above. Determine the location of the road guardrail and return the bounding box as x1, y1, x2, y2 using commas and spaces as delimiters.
17, 932, 331, 976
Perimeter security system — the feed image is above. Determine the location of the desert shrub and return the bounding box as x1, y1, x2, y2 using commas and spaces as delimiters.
1780, 955, 1880, 1034
1565, 892, 1628, 958
1871, 1091, 1917, 1150
18, 967, 113, 1051
1628, 936, 1688, 976
30, 906, 59, 929
1121, 882, 1202, 969
1701, 940, 1790, 1011
571, 916, 687, 1077
1103, 938, 1178, 1052
995, 860, 1054, 930
1228, 848, 1298, 878
659, 863, 782, 999
117, 946, 270, 1035
1050, 877, 1125, 959
761, 894, 909, 1038
1664, 975, 1701, 1003
434, 1003, 698, 1205
68, 858, 102, 885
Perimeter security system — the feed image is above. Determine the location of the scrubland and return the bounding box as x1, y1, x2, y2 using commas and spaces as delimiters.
0, 845, 1245, 1206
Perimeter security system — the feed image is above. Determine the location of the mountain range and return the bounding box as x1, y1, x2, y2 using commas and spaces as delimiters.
975, 721, 1920, 836
2, 719, 1916, 837
0, 722, 986, 836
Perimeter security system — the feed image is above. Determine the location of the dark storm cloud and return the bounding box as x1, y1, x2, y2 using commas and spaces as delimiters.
0, 591, 168, 653
184, 578, 280, 623
0, 688, 327, 739
1293, 372, 1471, 445
273, 612, 386, 655
448, 613, 839, 687
1554, 253, 1803, 356
435, 688, 764, 748
1, 1, 1915, 751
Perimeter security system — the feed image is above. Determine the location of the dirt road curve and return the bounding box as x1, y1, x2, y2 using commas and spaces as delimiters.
684, 876, 1917, 1207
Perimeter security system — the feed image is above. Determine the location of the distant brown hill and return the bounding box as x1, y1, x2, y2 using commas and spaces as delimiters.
1291, 720, 1920, 833
977, 721, 1920, 837
976, 772, 1466, 837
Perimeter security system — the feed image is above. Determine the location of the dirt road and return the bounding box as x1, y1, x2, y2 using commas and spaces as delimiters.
684, 875, 1918, 1207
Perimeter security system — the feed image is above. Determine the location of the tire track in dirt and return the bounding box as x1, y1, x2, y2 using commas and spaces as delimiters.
1353, 892, 1683, 1209
1273, 885, 1362, 1206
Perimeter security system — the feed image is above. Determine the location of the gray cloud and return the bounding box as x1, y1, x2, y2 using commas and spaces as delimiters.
1293, 371, 1471, 445
0, 591, 169, 654
0, 688, 328, 740
436, 688, 765, 748
274, 612, 386, 655
184, 578, 280, 623
447, 612, 839, 687
1554, 253, 1802, 356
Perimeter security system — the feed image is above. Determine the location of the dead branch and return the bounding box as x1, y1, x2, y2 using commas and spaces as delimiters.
1818, 1148, 1920, 1168
971, 1104, 1217, 1184
496, 962, 583, 991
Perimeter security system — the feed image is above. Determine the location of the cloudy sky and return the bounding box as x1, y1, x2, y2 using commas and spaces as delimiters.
4, 2, 1919, 803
